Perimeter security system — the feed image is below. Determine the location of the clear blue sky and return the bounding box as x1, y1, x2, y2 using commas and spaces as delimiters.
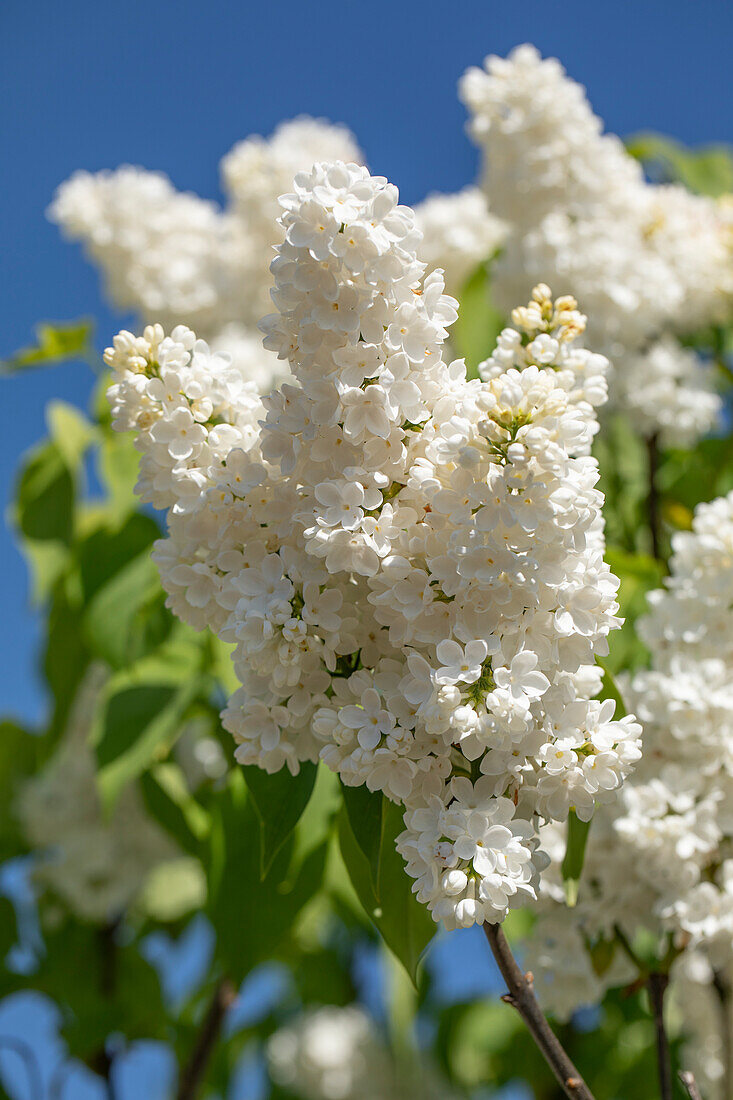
3, 0, 733, 721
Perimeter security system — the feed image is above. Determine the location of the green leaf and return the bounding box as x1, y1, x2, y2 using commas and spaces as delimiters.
561, 810, 591, 908
1, 319, 93, 374
20, 539, 70, 603
660, 434, 733, 513
138, 856, 207, 922
597, 659, 627, 717
95, 676, 202, 809
587, 934, 618, 977
627, 131, 733, 196
46, 400, 96, 470
43, 584, 91, 738
340, 782, 385, 895
594, 415, 649, 554
451, 263, 505, 377
14, 441, 75, 544
0, 720, 41, 858
97, 430, 144, 520
338, 797, 435, 982
84, 551, 172, 668
604, 546, 665, 674
243, 762, 318, 877
140, 763, 210, 857
28, 920, 167, 1058
207, 771, 328, 981
77, 512, 161, 603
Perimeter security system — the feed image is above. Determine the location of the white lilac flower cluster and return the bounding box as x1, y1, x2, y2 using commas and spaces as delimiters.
266, 1005, 459, 1100
525, 492, 733, 1089
413, 186, 506, 294
459, 44, 733, 441
50, 117, 365, 393
105, 163, 641, 931
17, 666, 177, 922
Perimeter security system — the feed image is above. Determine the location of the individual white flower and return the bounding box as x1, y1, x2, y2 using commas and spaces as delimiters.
493, 651, 549, 709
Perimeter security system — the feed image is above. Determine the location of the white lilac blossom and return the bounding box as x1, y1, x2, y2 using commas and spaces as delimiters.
616, 337, 721, 447
50, 117, 364, 392
266, 1005, 457, 1100
17, 666, 177, 922
460, 44, 731, 441
525, 492, 733, 1094
105, 163, 640, 931
413, 186, 506, 293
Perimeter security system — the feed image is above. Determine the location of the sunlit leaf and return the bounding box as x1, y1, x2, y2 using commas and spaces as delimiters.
84, 551, 172, 668
451, 263, 505, 376
338, 797, 435, 982
95, 675, 202, 809
140, 762, 210, 857
627, 131, 733, 196
1, 319, 93, 374
561, 810, 591, 908
207, 772, 328, 981
138, 856, 207, 922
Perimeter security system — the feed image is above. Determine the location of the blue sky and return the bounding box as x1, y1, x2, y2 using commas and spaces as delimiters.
3, 0, 733, 721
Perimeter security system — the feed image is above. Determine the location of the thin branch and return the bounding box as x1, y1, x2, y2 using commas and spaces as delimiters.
92, 919, 121, 1100
679, 1070, 704, 1100
713, 969, 733, 1100
176, 976, 237, 1100
482, 923, 596, 1100
0, 1036, 44, 1100
646, 432, 662, 561
648, 972, 673, 1100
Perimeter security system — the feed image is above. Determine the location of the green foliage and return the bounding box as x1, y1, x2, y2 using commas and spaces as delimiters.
450, 263, 505, 377
627, 131, 733, 195
659, 433, 733, 513
437, 986, 680, 1099
207, 771, 329, 981
94, 663, 205, 809
603, 547, 664, 675
243, 762, 318, 876
28, 920, 167, 1059
561, 810, 591, 908
84, 551, 172, 668
140, 763, 211, 858
1, 320, 94, 374
15, 440, 76, 545
593, 416, 650, 555
338, 789, 435, 982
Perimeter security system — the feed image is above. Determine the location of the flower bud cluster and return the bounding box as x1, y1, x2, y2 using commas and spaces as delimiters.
460, 44, 731, 442
106, 162, 640, 929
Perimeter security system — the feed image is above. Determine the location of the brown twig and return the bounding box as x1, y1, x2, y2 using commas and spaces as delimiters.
87, 919, 122, 1100
679, 1070, 704, 1100
646, 432, 661, 561
713, 969, 733, 1100
176, 976, 237, 1100
648, 972, 673, 1100
482, 923, 596, 1100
